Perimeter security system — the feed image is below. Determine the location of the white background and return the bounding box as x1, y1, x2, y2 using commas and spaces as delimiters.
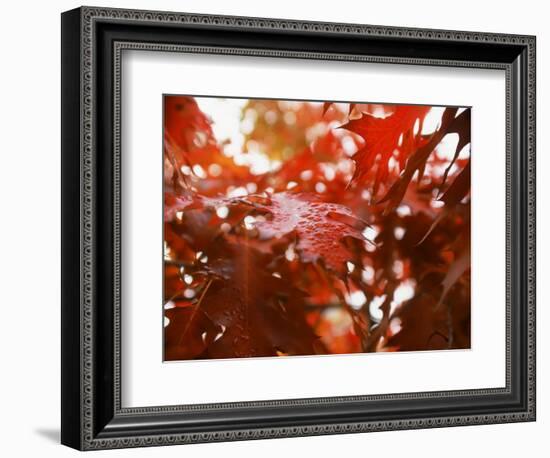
123, 52, 506, 406
0, 0, 545, 457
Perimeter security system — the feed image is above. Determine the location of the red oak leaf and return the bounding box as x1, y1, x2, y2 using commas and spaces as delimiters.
248, 192, 370, 275
340, 105, 430, 190
378, 108, 470, 214
412, 156, 471, 246
164, 95, 213, 151
164, 302, 221, 360
165, 243, 321, 360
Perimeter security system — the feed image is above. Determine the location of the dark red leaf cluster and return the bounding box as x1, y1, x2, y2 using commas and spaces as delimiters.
163, 96, 471, 360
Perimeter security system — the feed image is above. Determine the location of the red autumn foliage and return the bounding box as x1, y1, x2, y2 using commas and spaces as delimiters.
341, 105, 430, 194
163, 96, 471, 360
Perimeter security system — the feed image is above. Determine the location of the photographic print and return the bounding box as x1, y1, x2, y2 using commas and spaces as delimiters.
163, 95, 471, 361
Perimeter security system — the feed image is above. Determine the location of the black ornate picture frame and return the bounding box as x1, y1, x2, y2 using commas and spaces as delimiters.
61, 6, 536, 450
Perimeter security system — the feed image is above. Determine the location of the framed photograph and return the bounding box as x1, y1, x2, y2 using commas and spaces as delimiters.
61, 6, 536, 450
